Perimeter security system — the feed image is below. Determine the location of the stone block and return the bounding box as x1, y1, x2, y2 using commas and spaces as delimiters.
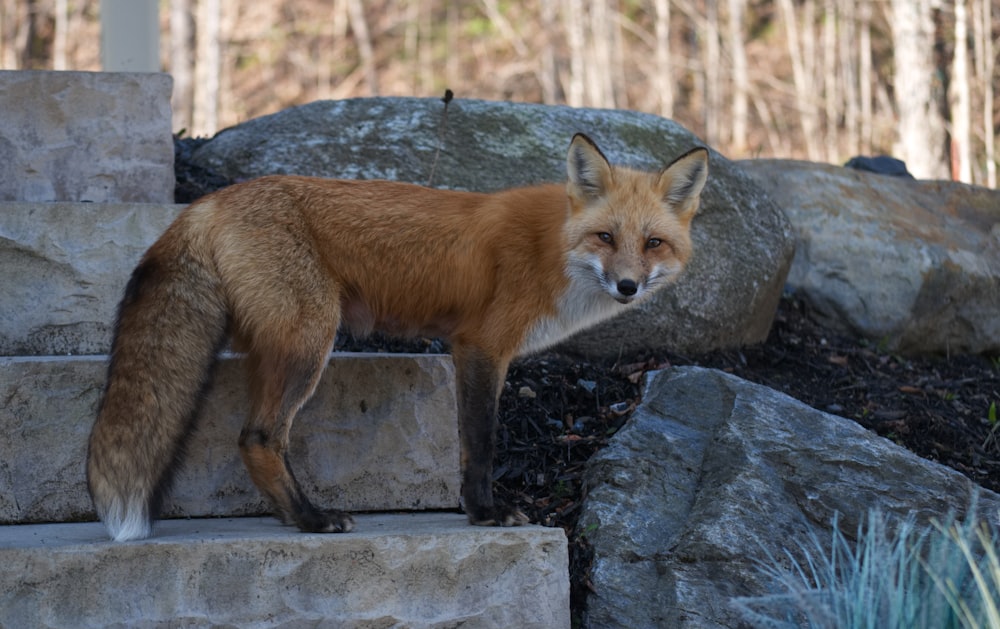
0, 202, 182, 356
0, 353, 459, 524
0, 70, 174, 203
0, 514, 570, 628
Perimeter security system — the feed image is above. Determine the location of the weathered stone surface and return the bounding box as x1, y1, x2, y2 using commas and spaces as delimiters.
740, 159, 1000, 355
0, 71, 174, 203
191, 97, 795, 356
0, 202, 182, 356
0, 353, 459, 524
0, 514, 570, 628
579, 366, 1000, 629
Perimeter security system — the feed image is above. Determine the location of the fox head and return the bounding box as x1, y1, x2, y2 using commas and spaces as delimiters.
564, 133, 708, 305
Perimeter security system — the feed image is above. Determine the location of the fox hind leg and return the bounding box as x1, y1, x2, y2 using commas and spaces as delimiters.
237, 314, 354, 533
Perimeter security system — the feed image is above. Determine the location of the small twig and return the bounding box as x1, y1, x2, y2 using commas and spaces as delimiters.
427, 89, 454, 187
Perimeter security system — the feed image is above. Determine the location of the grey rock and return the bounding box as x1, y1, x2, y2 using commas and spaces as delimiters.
0, 353, 459, 524
191, 97, 795, 356
0, 514, 569, 628
740, 159, 1000, 355
580, 366, 1000, 628
0, 202, 181, 356
0, 71, 174, 203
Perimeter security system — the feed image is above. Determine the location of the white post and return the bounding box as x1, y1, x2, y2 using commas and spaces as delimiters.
100, 0, 160, 72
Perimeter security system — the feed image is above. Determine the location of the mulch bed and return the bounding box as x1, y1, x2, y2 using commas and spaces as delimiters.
489, 297, 999, 619
176, 139, 999, 622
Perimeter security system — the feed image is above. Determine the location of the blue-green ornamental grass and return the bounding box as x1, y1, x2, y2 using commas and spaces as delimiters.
732, 503, 1000, 629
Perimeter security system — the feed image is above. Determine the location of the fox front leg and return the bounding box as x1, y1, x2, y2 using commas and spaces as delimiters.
452, 346, 528, 526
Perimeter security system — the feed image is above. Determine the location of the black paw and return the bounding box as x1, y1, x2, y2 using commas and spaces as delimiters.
466, 503, 529, 527
297, 509, 355, 534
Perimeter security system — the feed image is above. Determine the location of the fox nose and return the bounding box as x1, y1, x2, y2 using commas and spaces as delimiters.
617, 279, 638, 296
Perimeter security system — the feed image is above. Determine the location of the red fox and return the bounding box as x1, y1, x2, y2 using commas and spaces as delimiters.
87, 133, 708, 541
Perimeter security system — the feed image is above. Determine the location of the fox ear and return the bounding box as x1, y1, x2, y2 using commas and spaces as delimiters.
659, 147, 709, 220
567, 133, 613, 199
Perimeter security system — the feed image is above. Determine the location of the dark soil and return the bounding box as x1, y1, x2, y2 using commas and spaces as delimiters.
484, 297, 999, 620
175, 137, 1000, 623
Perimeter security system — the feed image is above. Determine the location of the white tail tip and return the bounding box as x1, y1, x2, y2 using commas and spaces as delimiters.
100, 498, 153, 542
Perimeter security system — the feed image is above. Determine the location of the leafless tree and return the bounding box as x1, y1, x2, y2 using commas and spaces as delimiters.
822, 0, 837, 162
562, 0, 586, 107
171, 0, 194, 134
727, 0, 748, 155
193, 0, 221, 136
951, 0, 973, 182
653, 0, 674, 119
858, 0, 873, 154
346, 0, 377, 96
839, 0, 858, 157
973, 0, 995, 186
778, 0, 820, 160
4, 0, 997, 186
53, 0, 66, 69
891, 0, 949, 179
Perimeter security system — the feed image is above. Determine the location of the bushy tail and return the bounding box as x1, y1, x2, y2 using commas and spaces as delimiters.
87, 234, 228, 541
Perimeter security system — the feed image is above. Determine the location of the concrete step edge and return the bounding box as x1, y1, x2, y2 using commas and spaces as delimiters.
0, 513, 570, 628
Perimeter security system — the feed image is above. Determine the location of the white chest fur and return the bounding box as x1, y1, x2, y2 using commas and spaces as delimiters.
518, 279, 631, 355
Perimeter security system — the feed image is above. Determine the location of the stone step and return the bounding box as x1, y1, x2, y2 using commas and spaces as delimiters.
0, 513, 570, 628
0, 201, 182, 356
0, 353, 459, 524
0, 71, 174, 204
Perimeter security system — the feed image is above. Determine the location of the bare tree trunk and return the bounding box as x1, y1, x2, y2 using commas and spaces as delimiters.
588, 0, 614, 108
840, 0, 859, 157
653, 0, 674, 118
778, 0, 820, 160
802, 0, 816, 96
563, 0, 586, 107
0, 0, 5, 69
418, 0, 433, 95
540, 0, 559, 104
53, 0, 67, 69
950, 0, 972, 182
319, 0, 348, 99
0, 0, 24, 69
9, 0, 30, 69
171, 0, 194, 134
973, 0, 995, 187
703, 0, 720, 146
858, 0, 873, 154
890, 0, 949, 179
445, 3, 458, 89
611, 0, 627, 109
404, 0, 418, 94
728, 0, 748, 155
822, 0, 838, 162
193, 0, 221, 136
346, 0, 377, 96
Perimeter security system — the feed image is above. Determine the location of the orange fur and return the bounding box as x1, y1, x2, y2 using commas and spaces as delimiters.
86, 134, 708, 540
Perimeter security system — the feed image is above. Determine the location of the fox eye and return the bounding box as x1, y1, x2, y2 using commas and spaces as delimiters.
597, 232, 614, 245
646, 237, 663, 249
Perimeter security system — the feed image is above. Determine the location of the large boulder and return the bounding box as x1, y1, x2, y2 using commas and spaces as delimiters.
579, 366, 1000, 628
189, 97, 794, 357
740, 160, 1000, 355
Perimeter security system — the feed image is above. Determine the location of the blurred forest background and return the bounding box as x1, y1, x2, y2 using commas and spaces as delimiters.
1, 0, 997, 184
